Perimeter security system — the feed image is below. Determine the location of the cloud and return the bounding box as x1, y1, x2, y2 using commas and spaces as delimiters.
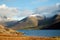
0, 3, 60, 21
35, 3, 60, 12
0, 4, 34, 21
56, 3, 60, 8
0, 4, 20, 21
20, 9, 33, 17
34, 3, 60, 17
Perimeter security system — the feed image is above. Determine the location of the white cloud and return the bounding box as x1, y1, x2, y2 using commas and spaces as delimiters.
35, 3, 60, 12
0, 4, 34, 21
0, 4, 7, 8
34, 3, 60, 17
0, 4, 20, 21
19, 9, 33, 17
0, 3, 60, 21
56, 3, 60, 8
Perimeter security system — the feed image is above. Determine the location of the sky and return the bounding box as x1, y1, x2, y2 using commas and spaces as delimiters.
0, 0, 60, 21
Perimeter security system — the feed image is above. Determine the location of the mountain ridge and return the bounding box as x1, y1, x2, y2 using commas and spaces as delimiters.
0, 14, 60, 30
9, 14, 60, 30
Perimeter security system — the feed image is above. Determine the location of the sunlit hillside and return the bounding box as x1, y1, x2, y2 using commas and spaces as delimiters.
0, 25, 23, 36
0, 25, 60, 40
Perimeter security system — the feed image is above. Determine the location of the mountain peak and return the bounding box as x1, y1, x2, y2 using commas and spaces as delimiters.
29, 14, 45, 20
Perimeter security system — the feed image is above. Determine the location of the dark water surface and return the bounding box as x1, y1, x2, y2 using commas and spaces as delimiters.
18, 30, 60, 37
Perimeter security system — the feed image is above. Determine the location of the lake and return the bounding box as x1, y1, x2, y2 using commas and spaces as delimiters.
18, 30, 60, 37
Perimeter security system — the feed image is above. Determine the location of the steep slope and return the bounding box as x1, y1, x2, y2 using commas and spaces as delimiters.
43, 14, 60, 29
10, 14, 45, 30
0, 25, 23, 36
55, 14, 60, 23
3, 14, 59, 30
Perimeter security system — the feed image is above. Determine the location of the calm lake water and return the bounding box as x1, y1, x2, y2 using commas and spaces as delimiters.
18, 30, 60, 37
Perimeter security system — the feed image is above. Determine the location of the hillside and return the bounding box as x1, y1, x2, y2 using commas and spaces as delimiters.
0, 25, 60, 40
9, 14, 60, 30
43, 14, 60, 29
0, 25, 23, 36
0, 14, 60, 30
10, 14, 45, 30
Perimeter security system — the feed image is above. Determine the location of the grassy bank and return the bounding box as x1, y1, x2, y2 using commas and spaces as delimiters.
0, 35, 60, 40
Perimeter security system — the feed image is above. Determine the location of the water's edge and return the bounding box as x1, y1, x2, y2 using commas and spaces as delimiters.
17, 30, 60, 37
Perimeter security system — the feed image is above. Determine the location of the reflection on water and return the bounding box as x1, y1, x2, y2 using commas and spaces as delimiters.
18, 30, 60, 37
